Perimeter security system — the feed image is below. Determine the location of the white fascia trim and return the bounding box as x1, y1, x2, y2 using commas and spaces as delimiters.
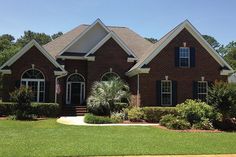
0, 40, 66, 73
58, 18, 111, 56
133, 20, 233, 72
85, 56, 95, 61
127, 57, 137, 62
126, 68, 150, 77
0, 69, 12, 74
220, 69, 234, 76
54, 71, 67, 76
57, 56, 86, 60
85, 32, 138, 59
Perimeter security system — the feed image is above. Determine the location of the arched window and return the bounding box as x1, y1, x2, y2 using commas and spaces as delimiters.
66, 73, 85, 105
21, 69, 45, 102
101, 72, 119, 81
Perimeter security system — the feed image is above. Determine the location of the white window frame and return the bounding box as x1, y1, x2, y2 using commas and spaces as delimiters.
66, 73, 85, 105
21, 69, 45, 102
101, 72, 119, 81
161, 80, 172, 106
179, 47, 190, 68
197, 81, 208, 101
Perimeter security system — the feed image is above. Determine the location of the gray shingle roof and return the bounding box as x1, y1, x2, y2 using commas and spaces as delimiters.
43, 24, 153, 59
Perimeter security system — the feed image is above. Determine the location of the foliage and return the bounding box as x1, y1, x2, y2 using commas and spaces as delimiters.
84, 113, 118, 124
10, 86, 34, 120
224, 47, 236, 69
110, 112, 125, 123
203, 35, 221, 50
176, 99, 221, 125
145, 37, 158, 43
87, 78, 130, 116
127, 107, 144, 122
192, 119, 214, 130
51, 32, 63, 40
207, 81, 236, 118
0, 45, 21, 65
160, 114, 191, 130
31, 103, 60, 117
159, 114, 176, 126
142, 107, 178, 123
0, 102, 17, 116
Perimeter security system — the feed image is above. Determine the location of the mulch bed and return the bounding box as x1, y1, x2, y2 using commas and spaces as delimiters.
154, 125, 223, 133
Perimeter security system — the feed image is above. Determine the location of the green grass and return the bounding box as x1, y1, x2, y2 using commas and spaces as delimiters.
0, 119, 236, 157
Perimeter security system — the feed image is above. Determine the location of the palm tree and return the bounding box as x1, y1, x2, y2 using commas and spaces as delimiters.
87, 77, 130, 116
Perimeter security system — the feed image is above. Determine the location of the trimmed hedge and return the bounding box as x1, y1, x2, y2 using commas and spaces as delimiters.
0, 102, 60, 117
84, 113, 118, 124
0, 102, 16, 116
142, 107, 178, 123
31, 103, 60, 117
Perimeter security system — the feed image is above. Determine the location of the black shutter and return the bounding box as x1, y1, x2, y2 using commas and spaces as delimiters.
45, 81, 50, 103
192, 81, 198, 99
172, 81, 177, 106
156, 80, 161, 106
175, 47, 179, 67
15, 80, 20, 88
190, 47, 195, 67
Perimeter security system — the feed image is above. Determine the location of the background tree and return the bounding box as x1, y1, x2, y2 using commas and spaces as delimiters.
51, 32, 63, 40
202, 35, 221, 50
0, 34, 15, 52
145, 37, 158, 43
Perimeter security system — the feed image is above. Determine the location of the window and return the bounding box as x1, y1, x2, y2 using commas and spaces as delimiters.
101, 72, 119, 81
197, 81, 208, 101
21, 69, 45, 102
161, 80, 172, 106
179, 47, 190, 67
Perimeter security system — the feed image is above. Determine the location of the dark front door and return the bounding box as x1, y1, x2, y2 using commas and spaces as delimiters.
71, 83, 81, 105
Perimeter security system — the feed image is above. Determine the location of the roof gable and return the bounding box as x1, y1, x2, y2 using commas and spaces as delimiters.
85, 32, 137, 58
58, 19, 110, 56
127, 20, 233, 76
0, 40, 66, 74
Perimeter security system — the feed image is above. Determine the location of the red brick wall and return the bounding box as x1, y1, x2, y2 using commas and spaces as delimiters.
139, 29, 227, 106
87, 38, 135, 95
2, 46, 57, 102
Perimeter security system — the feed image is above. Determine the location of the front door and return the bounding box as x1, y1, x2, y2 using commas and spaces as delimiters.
71, 83, 81, 105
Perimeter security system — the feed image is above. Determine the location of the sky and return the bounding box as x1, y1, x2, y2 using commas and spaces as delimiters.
0, 0, 235, 45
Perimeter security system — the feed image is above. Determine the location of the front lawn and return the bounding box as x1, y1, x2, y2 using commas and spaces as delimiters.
0, 119, 236, 157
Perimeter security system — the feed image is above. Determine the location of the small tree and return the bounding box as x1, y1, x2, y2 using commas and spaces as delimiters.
87, 78, 130, 116
207, 81, 236, 119
10, 86, 33, 120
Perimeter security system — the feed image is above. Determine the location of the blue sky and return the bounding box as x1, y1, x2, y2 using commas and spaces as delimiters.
0, 0, 235, 45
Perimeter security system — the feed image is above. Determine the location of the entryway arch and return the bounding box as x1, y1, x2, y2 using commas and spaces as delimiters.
66, 73, 85, 105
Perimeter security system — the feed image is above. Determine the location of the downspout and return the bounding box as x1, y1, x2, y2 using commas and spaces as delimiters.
137, 74, 140, 107
54, 72, 67, 103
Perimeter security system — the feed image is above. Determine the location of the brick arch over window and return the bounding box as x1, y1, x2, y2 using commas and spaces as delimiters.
21, 68, 45, 102
101, 72, 120, 81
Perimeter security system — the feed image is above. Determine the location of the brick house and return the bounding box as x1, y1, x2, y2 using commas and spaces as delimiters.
0, 19, 233, 114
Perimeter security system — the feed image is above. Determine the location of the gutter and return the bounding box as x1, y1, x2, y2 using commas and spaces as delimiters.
54, 71, 67, 103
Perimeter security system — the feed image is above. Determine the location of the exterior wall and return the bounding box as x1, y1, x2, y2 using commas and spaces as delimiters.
87, 38, 135, 96
2, 46, 57, 102
139, 28, 227, 106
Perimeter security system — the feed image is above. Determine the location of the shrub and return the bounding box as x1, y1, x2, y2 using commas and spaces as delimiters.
10, 86, 33, 120
0, 102, 16, 116
110, 112, 124, 123
87, 78, 130, 116
166, 118, 191, 130
142, 107, 178, 123
31, 103, 60, 117
192, 119, 214, 130
207, 81, 236, 119
159, 114, 176, 127
84, 113, 118, 124
128, 107, 144, 122
176, 99, 221, 125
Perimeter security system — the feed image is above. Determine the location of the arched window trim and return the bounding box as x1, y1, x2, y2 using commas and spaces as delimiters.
101, 72, 120, 81
66, 73, 85, 105
21, 68, 45, 102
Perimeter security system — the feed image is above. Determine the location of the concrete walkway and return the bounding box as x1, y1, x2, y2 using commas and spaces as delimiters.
57, 116, 159, 126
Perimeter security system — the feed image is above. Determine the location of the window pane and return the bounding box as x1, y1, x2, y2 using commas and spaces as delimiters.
161, 81, 172, 106
179, 47, 190, 67
162, 94, 171, 105
39, 92, 44, 102
180, 58, 189, 67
